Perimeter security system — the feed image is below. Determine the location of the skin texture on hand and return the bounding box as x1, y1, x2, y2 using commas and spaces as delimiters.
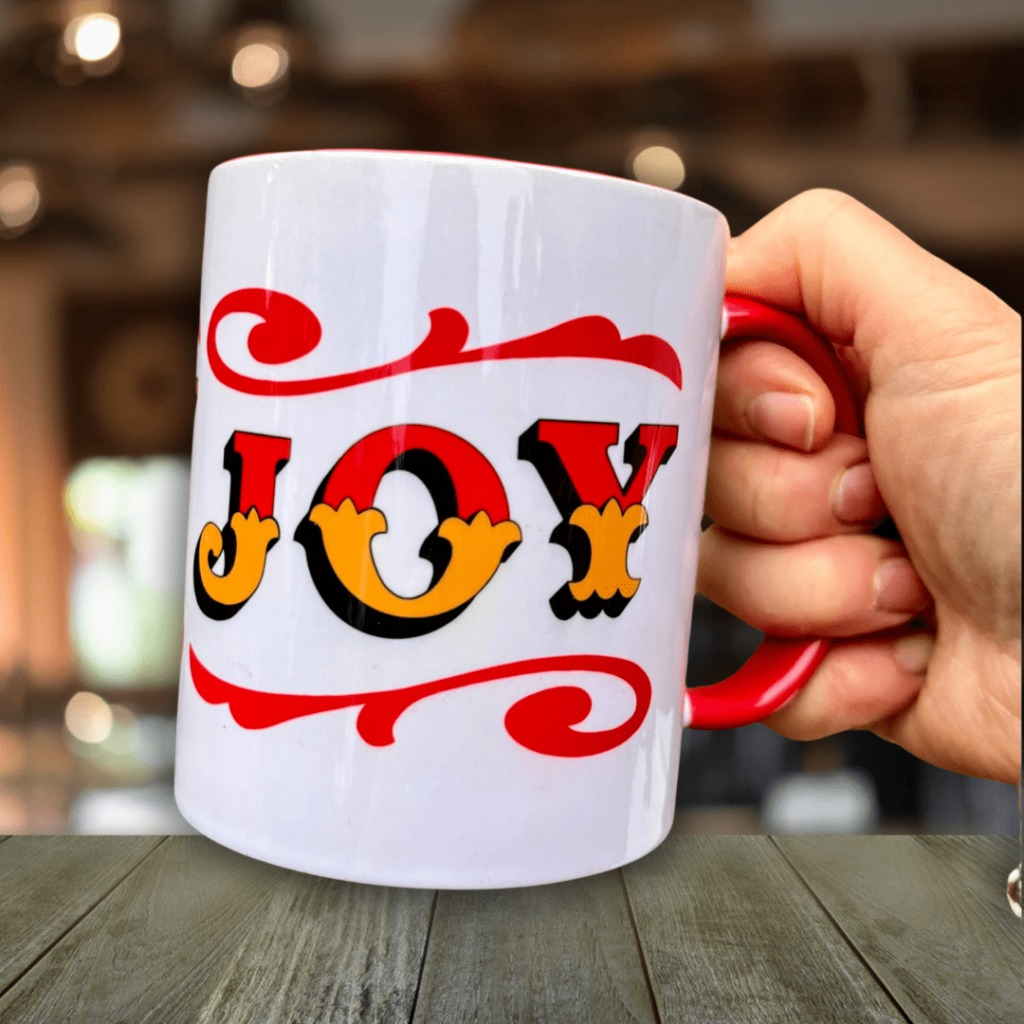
698, 189, 1021, 785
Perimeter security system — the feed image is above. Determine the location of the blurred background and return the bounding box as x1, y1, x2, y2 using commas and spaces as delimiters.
0, 0, 1019, 836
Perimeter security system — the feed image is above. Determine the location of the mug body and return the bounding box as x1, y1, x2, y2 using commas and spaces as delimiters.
174, 151, 727, 888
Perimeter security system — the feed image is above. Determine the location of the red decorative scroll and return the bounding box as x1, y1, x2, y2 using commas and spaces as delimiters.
206, 289, 682, 395
189, 646, 650, 758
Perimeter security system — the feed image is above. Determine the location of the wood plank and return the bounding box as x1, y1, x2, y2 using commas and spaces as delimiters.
775, 835, 1024, 1024
623, 835, 907, 1024
0, 835, 164, 996
191, 873, 435, 1024
0, 836, 435, 1024
412, 869, 657, 1024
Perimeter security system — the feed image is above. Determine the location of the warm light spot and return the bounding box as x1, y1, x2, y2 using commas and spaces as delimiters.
0, 790, 28, 833
65, 13, 121, 62
65, 691, 114, 744
231, 41, 289, 89
631, 145, 686, 191
64, 459, 131, 536
0, 165, 41, 229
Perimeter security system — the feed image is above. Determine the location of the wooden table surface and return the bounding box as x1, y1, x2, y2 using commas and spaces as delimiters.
0, 833, 1019, 1023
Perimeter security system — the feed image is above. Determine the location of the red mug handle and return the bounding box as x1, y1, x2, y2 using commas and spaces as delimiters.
685, 296, 862, 730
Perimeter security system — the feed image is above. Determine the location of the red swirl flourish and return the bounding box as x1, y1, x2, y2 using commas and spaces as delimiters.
189, 646, 651, 758
206, 289, 683, 395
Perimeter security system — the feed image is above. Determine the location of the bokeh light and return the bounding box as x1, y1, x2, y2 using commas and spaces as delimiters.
631, 145, 686, 191
231, 41, 289, 89
64, 458, 132, 537
70, 560, 142, 685
763, 770, 878, 834
0, 165, 41, 231
64, 691, 114, 744
65, 457, 189, 688
64, 13, 121, 63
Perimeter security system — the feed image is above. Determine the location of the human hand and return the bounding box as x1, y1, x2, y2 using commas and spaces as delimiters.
698, 189, 1021, 785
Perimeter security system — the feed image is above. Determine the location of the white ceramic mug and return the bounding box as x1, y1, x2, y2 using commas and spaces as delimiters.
174, 151, 856, 888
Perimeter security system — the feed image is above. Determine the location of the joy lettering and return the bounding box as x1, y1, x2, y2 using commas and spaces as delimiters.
194, 419, 679, 636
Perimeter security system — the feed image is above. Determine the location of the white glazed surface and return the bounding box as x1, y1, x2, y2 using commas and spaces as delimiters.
175, 151, 727, 888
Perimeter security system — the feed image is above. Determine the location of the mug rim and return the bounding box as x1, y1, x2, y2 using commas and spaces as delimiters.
211, 148, 726, 223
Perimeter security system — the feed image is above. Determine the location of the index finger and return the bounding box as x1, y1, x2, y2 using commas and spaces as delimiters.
725, 189, 1014, 384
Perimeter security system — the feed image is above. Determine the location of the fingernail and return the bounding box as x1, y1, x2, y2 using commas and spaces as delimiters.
749, 392, 815, 451
832, 462, 886, 523
893, 633, 935, 675
873, 557, 930, 614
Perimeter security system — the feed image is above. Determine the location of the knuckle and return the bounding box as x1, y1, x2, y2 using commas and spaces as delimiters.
810, 554, 858, 627
819, 653, 866, 721
746, 446, 787, 538
829, 433, 869, 466
787, 188, 861, 220
768, 705, 829, 743
763, 542, 850, 633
